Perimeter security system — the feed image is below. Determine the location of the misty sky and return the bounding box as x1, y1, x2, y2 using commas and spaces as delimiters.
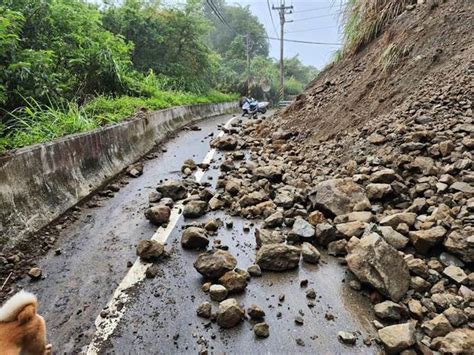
238, 0, 345, 69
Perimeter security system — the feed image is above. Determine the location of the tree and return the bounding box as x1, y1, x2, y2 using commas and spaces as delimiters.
205, 3, 269, 62
0, 0, 133, 110
103, 0, 216, 92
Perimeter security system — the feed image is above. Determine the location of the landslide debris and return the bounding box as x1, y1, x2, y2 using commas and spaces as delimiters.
133, 1, 473, 350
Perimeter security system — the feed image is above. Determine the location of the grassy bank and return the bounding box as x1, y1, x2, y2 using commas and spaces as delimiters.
0, 90, 237, 153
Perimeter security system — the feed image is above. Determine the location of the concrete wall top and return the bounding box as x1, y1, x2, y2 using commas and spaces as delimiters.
0, 101, 238, 250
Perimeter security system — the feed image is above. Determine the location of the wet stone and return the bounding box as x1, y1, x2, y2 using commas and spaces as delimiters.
254, 322, 269, 338
197, 302, 212, 319
209, 284, 228, 302
337, 331, 357, 345
136, 240, 165, 261
247, 304, 265, 320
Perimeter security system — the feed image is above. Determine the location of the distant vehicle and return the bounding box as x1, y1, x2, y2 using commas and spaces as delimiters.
241, 97, 269, 117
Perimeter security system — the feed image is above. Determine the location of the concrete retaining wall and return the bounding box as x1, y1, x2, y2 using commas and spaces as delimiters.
0, 101, 238, 249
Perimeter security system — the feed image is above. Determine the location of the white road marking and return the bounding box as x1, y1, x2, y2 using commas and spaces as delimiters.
86, 114, 237, 354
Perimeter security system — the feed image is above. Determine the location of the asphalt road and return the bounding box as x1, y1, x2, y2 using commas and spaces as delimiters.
16, 112, 379, 354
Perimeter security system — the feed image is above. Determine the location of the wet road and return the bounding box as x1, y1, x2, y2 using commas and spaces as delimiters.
17, 112, 378, 354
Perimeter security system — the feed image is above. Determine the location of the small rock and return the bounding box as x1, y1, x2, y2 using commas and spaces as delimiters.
27, 267, 42, 280
254, 322, 269, 338
145, 264, 160, 278
205, 219, 220, 232
247, 304, 265, 319
443, 265, 467, 284
305, 288, 316, 299
256, 244, 300, 271
374, 301, 405, 321
247, 264, 262, 277
197, 302, 212, 318
209, 284, 228, 302
422, 314, 453, 338
294, 316, 304, 325
145, 205, 171, 226
183, 200, 207, 218
181, 227, 209, 249
431, 328, 474, 354
289, 218, 315, 240
194, 250, 237, 279
136, 240, 165, 261
157, 180, 187, 200
301, 242, 320, 264
218, 271, 247, 293
216, 298, 244, 328
338, 331, 357, 345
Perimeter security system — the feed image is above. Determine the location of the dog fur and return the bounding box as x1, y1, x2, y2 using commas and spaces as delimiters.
0, 290, 51, 355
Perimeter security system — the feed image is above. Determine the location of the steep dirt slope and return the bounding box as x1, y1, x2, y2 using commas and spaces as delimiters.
267, 0, 472, 143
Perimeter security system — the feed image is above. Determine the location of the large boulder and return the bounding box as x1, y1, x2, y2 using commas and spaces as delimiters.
181, 227, 209, 249
145, 205, 171, 226
346, 233, 410, 302
256, 244, 300, 271
211, 135, 238, 150
216, 298, 245, 328
308, 178, 370, 217
378, 322, 416, 354
157, 180, 187, 201
194, 250, 237, 279
432, 329, 474, 354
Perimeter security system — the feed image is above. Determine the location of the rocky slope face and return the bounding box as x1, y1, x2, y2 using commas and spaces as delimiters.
277, 0, 473, 143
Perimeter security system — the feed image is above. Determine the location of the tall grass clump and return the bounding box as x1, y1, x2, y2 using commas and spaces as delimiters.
1, 98, 98, 151
342, 0, 412, 54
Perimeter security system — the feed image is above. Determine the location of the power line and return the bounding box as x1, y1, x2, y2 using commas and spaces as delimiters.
286, 25, 339, 34
206, 0, 237, 34
292, 3, 347, 13
267, 0, 279, 38
266, 36, 341, 46
292, 12, 343, 22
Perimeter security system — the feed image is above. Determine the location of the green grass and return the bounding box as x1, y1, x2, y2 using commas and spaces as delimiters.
0, 90, 237, 153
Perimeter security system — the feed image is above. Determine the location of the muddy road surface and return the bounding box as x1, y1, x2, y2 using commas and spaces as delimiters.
15, 112, 378, 354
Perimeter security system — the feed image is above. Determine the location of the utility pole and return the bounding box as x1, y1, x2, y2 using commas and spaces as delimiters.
272, 0, 293, 102
246, 34, 250, 97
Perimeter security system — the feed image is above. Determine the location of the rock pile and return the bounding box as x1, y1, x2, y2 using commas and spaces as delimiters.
182, 67, 471, 350
140, 60, 472, 351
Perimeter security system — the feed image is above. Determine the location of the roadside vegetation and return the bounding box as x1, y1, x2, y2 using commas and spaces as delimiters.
0, 0, 316, 152
341, 0, 412, 55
